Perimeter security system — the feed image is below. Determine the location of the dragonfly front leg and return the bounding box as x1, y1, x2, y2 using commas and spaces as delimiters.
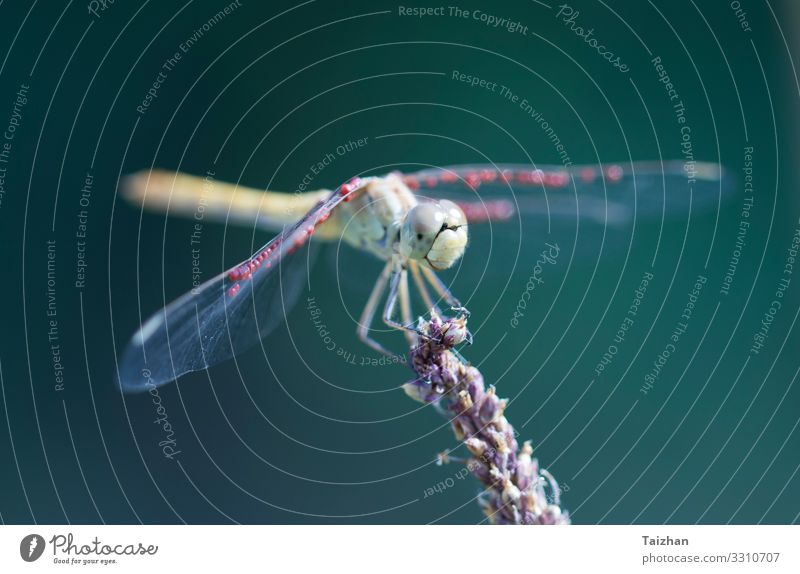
383, 265, 436, 342
398, 268, 417, 347
420, 265, 471, 319
356, 262, 400, 358
420, 265, 472, 345
409, 260, 442, 316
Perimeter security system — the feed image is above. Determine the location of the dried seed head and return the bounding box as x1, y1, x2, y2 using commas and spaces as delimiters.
456, 390, 473, 411
471, 459, 492, 483
465, 437, 487, 458
467, 376, 484, 405
441, 317, 468, 347
502, 478, 522, 505
451, 419, 466, 441
515, 440, 534, 491
478, 386, 500, 424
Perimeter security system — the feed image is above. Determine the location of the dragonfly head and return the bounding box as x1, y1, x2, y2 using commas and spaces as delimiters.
399, 200, 468, 270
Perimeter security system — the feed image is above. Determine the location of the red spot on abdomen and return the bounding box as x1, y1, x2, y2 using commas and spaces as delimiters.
605, 165, 624, 183
456, 200, 515, 223
544, 171, 569, 187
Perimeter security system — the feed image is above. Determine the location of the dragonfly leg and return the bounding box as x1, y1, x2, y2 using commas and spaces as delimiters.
420, 265, 472, 344
356, 262, 401, 358
398, 268, 417, 347
383, 266, 435, 342
409, 260, 442, 316
420, 265, 470, 318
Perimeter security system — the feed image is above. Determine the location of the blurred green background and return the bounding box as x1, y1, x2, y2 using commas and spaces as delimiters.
0, 0, 798, 524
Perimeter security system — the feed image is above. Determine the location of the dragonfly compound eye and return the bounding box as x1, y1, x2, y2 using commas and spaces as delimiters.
400, 201, 468, 269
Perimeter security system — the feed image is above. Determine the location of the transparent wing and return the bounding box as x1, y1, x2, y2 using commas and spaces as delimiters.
400, 161, 734, 228
118, 181, 364, 392
394, 162, 736, 310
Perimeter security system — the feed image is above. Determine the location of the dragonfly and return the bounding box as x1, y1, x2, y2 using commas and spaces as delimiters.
118, 161, 731, 392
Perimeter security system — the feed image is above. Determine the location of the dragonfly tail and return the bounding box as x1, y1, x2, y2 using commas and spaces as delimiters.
121, 169, 333, 234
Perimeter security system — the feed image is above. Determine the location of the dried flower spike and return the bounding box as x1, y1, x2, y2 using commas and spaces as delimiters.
407, 311, 570, 525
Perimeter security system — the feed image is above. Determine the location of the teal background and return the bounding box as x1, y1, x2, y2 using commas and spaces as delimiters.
0, 0, 798, 524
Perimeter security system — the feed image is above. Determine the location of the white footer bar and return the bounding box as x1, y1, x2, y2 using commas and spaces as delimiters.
1, 525, 797, 573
